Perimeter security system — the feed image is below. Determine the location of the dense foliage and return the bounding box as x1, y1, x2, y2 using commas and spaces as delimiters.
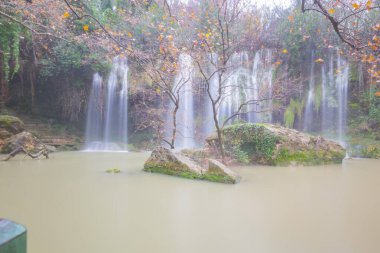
0, 0, 378, 151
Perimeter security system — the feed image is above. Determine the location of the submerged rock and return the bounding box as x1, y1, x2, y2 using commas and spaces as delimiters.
143, 147, 240, 184
207, 159, 241, 183
207, 123, 346, 166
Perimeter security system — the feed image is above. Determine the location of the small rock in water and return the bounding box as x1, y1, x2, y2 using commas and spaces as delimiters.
106, 168, 121, 173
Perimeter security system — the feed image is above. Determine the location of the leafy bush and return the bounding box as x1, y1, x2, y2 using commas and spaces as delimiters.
0, 17, 22, 81
222, 123, 278, 163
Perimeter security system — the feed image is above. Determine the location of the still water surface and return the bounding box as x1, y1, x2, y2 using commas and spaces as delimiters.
0, 152, 379, 253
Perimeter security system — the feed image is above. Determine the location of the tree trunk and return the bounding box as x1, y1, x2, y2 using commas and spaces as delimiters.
170, 101, 179, 149
210, 94, 225, 161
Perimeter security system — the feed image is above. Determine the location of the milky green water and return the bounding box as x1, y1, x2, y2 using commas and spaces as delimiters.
0, 152, 380, 253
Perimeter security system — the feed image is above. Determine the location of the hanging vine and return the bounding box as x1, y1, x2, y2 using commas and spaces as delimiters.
0, 17, 21, 82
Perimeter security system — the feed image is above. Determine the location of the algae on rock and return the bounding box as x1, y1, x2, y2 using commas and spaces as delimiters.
143, 147, 240, 184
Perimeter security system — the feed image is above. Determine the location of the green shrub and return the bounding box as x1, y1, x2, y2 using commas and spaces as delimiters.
222, 123, 278, 163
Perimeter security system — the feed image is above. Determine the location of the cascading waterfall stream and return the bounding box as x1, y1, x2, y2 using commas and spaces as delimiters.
166, 49, 275, 149
85, 57, 129, 151
249, 51, 261, 123
303, 50, 349, 146
85, 73, 103, 147
336, 55, 349, 145
219, 49, 274, 125
165, 53, 196, 150
303, 52, 315, 132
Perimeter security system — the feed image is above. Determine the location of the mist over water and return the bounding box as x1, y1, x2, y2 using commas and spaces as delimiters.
1, 152, 379, 253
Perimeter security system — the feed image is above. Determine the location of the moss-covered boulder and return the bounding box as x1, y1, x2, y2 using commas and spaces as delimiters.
143, 147, 240, 184
207, 123, 346, 166
0, 115, 24, 135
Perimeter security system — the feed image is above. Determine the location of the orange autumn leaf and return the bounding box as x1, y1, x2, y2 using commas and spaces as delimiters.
366, 0, 372, 10
83, 25, 89, 31
63, 12, 70, 18
352, 3, 360, 10
328, 8, 336, 15
315, 58, 324, 63
288, 15, 294, 22
275, 61, 282, 65
368, 54, 375, 62
375, 91, 380, 97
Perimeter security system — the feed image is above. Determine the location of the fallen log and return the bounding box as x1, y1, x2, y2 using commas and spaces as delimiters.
2, 146, 49, 161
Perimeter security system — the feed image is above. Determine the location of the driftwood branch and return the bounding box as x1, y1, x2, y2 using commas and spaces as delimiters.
2, 146, 49, 161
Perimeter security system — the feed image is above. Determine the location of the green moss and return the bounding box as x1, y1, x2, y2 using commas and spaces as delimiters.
284, 106, 295, 128
212, 123, 346, 166
274, 148, 345, 166
314, 84, 322, 113
143, 162, 235, 184
0, 115, 23, 127
283, 99, 303, 128
202, 172, 236, 184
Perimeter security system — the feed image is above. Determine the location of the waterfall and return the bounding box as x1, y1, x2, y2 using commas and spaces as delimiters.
248, 49, 274, 123
249, 51, 261, 123
202, 53, 218, 139
85, 57, 129, 151
303, 52, 315, 132
85, 73, 103, 147
219, 52, 250, 124
165, 51, 274, 150
303, 51, 349, 145
336, 55, 349, 145
210, 49, 274, 126
165, 53, 196, 149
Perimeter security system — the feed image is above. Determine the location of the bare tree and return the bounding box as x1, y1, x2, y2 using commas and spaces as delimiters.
189, 0, 273, 160
301, 0, 380, 81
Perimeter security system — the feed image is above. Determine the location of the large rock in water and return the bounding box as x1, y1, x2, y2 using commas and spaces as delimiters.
207, 123, 346, 166
1, 131, 45, 154
144, 147, 240, 184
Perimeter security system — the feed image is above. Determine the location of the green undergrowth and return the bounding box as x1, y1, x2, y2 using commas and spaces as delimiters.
0, 115, 23, 128
222, 123, 278, 164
